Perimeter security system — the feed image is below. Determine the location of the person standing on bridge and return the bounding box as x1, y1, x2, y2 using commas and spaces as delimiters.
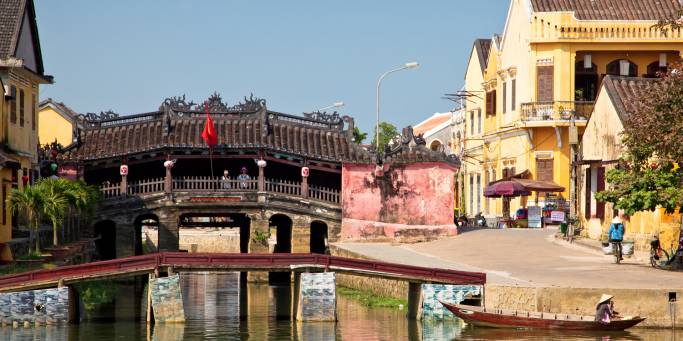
238, 167, 251, 189
222, 170, 231, 189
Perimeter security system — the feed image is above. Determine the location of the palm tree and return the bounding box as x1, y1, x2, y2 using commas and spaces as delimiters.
9, 185, 45, 253
38, 179, 72, 246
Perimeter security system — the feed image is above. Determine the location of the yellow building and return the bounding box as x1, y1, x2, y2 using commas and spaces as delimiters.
580, 76, 680, 250
465, 0, 683, 222
0, 0, 52, 260
463, 38, 492, 217
39, 99, 79, 147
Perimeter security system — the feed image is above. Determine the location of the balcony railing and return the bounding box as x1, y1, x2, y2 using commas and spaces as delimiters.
520, 101, 594, 122
100, 176, 341, 205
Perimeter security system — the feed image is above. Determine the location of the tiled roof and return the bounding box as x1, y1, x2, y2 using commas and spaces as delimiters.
383, 127, 461, 167
39, 98, 79, 119
413, 112, 451, 136
530, 0, 682, 20
65, 96, 374, 164
0, 0, 45, 76
474, 39, 491, 73
0, 0, 23, 60
602, 76, 661, 122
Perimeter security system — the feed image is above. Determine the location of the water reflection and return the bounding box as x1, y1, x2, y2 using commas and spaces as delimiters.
0, 272, 682, 340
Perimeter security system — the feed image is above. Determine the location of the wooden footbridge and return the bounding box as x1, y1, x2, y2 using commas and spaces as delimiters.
0, 253, 486, 293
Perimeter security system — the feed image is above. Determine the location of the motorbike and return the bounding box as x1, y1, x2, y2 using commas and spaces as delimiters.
474, 212, 487, 228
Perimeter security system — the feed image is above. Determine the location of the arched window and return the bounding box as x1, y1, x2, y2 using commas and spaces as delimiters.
575, 61, 598, 101
646, 61, 667, 78
606, 59, 638, 77
429, 140, 442, 152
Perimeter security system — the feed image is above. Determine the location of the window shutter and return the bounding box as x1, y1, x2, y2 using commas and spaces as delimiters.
596, 167, 606, 220
585, 168, 591, 219
19, 90, 24, 127
511, 79, 516, 110
10, 86, 16, 124
486, 92, 493, 116
536, 66, 554, 102
536, 159, 554, 182
502, 82, 507, 114
477, 110, 482, 134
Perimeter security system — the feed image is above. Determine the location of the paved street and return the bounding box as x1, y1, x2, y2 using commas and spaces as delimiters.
335, 228, 683, 289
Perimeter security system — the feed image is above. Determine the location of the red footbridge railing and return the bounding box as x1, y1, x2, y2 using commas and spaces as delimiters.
0, 253, 486, 292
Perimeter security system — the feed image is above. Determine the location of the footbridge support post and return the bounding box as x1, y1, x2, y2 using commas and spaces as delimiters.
294, 272, 337, 322
407, 282, 423, 320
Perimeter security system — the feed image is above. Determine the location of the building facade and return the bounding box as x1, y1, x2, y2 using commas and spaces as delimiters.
465, 0, 683, 220
38, 98, 79, 147
0, 0, 52, 260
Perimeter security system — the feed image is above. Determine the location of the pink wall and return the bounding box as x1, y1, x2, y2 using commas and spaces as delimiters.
342, 162, 456, 225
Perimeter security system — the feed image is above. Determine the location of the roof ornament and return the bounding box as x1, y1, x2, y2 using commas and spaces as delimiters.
227, 93, 266, 112
196, 92, 229, 112
76, 110, 119, 122
160, 95, 195, 112
302, 111, 343, 125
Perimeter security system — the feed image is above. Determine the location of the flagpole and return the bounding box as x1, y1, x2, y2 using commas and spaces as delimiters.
209, 147, 215, 180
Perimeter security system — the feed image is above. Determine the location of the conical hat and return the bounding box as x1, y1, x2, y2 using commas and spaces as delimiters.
611, 216, 622, 224
598, 294, 613, 305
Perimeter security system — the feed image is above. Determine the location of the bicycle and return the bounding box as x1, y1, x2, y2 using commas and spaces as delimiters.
611, 240, 623, 264
650, 236, 682, 269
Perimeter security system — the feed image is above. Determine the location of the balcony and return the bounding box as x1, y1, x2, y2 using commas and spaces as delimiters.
520, 101, 594, 122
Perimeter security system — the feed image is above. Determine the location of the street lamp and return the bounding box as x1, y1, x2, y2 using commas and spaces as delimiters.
376, 62, 420, 152
318, 101, 345, 112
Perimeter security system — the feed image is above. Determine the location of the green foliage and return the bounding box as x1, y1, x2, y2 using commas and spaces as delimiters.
9, 185, 45, 253
74, 280, 116, 311
370, 122, 399, 154
252, 230, 268, 244
353, 127, 368, 144
16, 250, 44, 260
0, 262, 54, 275
337, 287, 407, 308
597, 62, 683, 214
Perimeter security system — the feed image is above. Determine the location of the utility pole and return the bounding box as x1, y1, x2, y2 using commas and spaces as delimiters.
568, 115, 579, 241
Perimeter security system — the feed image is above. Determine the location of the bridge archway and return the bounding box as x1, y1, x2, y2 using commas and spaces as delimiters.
177, 213, 250, 253
93, 220, 116, 260
310, 220, 328, 254
269, 214, 292, 254
134, 214, 159, 255
269, 214, 293, 285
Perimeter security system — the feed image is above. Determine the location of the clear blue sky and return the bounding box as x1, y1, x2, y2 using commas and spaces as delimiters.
36, 1, 508, 138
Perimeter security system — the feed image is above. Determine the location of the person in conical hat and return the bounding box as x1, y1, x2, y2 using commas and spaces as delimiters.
595, 294, 618, 323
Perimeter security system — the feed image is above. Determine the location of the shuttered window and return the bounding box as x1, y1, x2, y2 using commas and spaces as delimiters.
596, 167, 606, 220
470, 111, 475, 135
10, 86, 16, 124
477, 109, 482, 134
502, 82, 507, 114
476, 174, 481, 213
585, 168, 591, 219
537, 66, 554, 102
536, 159, 554, 182
511, 79, 516, 110
31, 94, 36, 130
19, 90, 24, 127
485, 91, 497, 116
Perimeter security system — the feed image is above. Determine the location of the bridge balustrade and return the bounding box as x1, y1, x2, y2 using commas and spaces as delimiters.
99, 176, 340, 204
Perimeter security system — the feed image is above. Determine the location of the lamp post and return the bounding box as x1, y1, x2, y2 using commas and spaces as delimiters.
376, 62, 419, 152
317, 101, 344, 112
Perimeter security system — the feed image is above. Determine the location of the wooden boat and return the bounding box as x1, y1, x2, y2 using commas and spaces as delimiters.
440, 302, 646, 331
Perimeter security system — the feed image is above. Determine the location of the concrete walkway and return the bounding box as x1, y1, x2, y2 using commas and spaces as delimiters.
334, 228, 683, 289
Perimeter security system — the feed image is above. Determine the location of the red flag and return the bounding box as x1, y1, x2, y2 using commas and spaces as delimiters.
201, 102, 218, 147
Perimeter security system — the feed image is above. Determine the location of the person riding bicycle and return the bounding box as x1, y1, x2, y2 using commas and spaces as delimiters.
609, 216, 625, 261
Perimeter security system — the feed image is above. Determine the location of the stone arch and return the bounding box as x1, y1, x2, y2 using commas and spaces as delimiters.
93, 220, 116, 260
134, 213, 159, 255
310, 220, 328, 254
429, 139, 443, 152
269, 214, 292, 254
575, 60, 598, 101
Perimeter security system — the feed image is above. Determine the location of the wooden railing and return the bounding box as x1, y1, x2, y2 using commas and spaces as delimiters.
309, 186, 340, 204
128, 177, 165, 195
520, 101, 594, 122
265, 179, 301, 196
100, 176, 340, 205
172, 176, 258, 191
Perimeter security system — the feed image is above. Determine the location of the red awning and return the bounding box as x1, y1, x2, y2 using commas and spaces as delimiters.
511, 178, 565, 193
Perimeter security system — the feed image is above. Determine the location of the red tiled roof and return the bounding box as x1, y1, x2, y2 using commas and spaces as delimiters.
0, 0, 45, 75
413, 113, 451, 136
530, 0, 682, 20
602, 75, 661, 122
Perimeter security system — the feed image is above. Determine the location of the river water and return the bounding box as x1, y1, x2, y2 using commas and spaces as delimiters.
1, 272, 681, 340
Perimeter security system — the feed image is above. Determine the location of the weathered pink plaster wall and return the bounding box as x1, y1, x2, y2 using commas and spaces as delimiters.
341, 162, 457, 241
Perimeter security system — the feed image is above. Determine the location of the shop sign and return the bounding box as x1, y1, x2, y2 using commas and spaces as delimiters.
528, 206, 542, 228
57, 165, 78, 180
550, 210, 565, 222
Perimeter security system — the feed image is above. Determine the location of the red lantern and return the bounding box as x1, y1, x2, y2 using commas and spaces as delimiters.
21, 176, 29, 186
120, 165, 129, 176
301, 166, 310, 178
